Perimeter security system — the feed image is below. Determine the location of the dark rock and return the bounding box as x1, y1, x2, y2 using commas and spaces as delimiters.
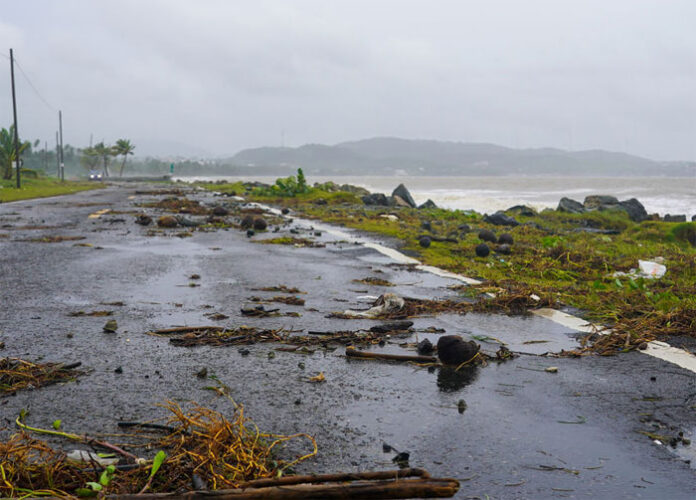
246, 229, 255, 237
238, 348, 250, 356
457, 400, 467, 414
475, 243, 490, 257
618, 198, 648, 222
114, 366, 123, 374
418, 236, 431, 248
196, 367, 208, 378
557, 197, 585, 214
458, 224, 471, 233
664, 214, 687, 222
361, 193, 390, 206
692, 215, 696, 222
478, 229, 497, 242
339, 184, 370, 196
211, 206, 228, 216
583, 195, 619, 210
483, 211, 520, 226
176, 216, 201, 227
253, 217, 268, 230
417, 338, 434, 355
314, 231, 322, 237
418, 199, 438, 209
496, 243, 512, 255
437, 335, 480, 365
392, 452, 410, 468
391, 184, 417, 208
157, 215, 178, 228
421, 221, 432, 232
498, 233, 514, 245
281, 207, 290, 215
506, 205, 537, 217
370, 321, 414, 333
103, 319, 118, 333
135, 214, 152, 226
240, 214, 254, 229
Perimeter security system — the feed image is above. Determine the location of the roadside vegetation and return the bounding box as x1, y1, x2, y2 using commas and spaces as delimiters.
0, 174, 103, 202
198, 171, 696, 354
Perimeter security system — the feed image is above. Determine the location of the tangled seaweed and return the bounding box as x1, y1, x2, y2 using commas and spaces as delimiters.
0, 400, 317, 497
0, 358, 86, 395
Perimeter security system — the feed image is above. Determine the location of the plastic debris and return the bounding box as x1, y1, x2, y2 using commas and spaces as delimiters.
342, 293, 405, 318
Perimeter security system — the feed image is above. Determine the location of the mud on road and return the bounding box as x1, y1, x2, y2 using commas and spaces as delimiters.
1, 183, 694, 499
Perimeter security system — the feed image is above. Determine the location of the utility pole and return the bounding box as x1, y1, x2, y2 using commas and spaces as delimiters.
59, 110, 64, 181
10, 48, 21, 188
44, 141, 47, 170
55, 131, 60, 176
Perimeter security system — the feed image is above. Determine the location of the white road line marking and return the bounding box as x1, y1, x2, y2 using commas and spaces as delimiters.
88, 208, 110, 219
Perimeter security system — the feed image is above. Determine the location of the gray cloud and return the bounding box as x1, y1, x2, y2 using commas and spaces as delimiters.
0, 0, 694, 160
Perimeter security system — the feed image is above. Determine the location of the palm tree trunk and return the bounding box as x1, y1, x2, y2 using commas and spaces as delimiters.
119, 157, 127, 177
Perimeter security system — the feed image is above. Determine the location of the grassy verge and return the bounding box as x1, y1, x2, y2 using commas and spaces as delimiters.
0, 177, 103, 202
199, 178, 695, 354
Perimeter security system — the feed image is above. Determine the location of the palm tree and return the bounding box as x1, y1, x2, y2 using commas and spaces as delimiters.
80, 146, 100, 172
114, 139, 135, 177
93, 142, 117, 177
0, 126, 30, 180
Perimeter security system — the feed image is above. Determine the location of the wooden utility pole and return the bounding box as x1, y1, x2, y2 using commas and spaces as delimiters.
55, 131, 60, 176
59, 110, 64, 181
10, 48, 21, 188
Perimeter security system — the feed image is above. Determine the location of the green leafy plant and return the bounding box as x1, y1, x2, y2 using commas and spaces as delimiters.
254, 168, 311, 197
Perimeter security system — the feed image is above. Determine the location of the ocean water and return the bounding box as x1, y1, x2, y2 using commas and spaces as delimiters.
180, 175, 696, 218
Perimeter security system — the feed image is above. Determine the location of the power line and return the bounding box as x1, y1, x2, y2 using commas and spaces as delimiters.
13, 58, 56, 112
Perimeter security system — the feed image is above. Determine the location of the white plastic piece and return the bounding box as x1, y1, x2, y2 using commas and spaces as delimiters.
638, 260, 666, 278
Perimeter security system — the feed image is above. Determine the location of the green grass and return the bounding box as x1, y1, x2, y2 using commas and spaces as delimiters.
0, 177, 103, 202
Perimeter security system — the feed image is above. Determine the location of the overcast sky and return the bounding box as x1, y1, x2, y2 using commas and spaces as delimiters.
1, 0, 695, 160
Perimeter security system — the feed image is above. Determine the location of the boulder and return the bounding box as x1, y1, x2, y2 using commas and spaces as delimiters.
420, 221, 432, 232
211, 206, 228, 216
340, 184, 370, 196
437, 336, 480, 366
418, 199, 438, 209
157, 215, 178, 228
418, 236, 432, 248
664, 214, 687, 222
506, 205, 537, 217
478, 229, 497, 243
498, 233, 514, 245
557, 197, 585, 214
240, 214, 254, 229
458, 224, 471, 234
618, 198, 648, 222
475, 243, 490, 257
391, 184, 417, 208
583, 195, 619, 210
692, 215, 696, 222
483, 211, 520, 226
253, 217, 268, 230
417, 338, 434, 355
361, 193, 390, 206
281, 207, 290, 215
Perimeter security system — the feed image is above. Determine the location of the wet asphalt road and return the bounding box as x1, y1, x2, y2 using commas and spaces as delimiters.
0, 183, 694, 499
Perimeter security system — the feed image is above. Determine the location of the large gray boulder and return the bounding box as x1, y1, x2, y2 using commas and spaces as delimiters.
664, 214, 687, 222
583, 195, 619, 210
618, 198, 648, 222
418, 199, 438, 209
483, 211, 520, 226
557, 197, 585, 214
361, 193, 390, 206
391, 184, 417, 208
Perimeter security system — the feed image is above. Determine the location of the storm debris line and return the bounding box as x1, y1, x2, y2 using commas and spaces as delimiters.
0, 358, 85, 395
252, 285, 306, 294
0, 400, 322, 497
148, 326, 288, 347
248, 295, 306, 306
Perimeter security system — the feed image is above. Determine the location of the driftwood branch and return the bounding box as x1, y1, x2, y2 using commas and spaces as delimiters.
346, 347, 437, 363
103, 469, 459, 499
149, 326, 226, 335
